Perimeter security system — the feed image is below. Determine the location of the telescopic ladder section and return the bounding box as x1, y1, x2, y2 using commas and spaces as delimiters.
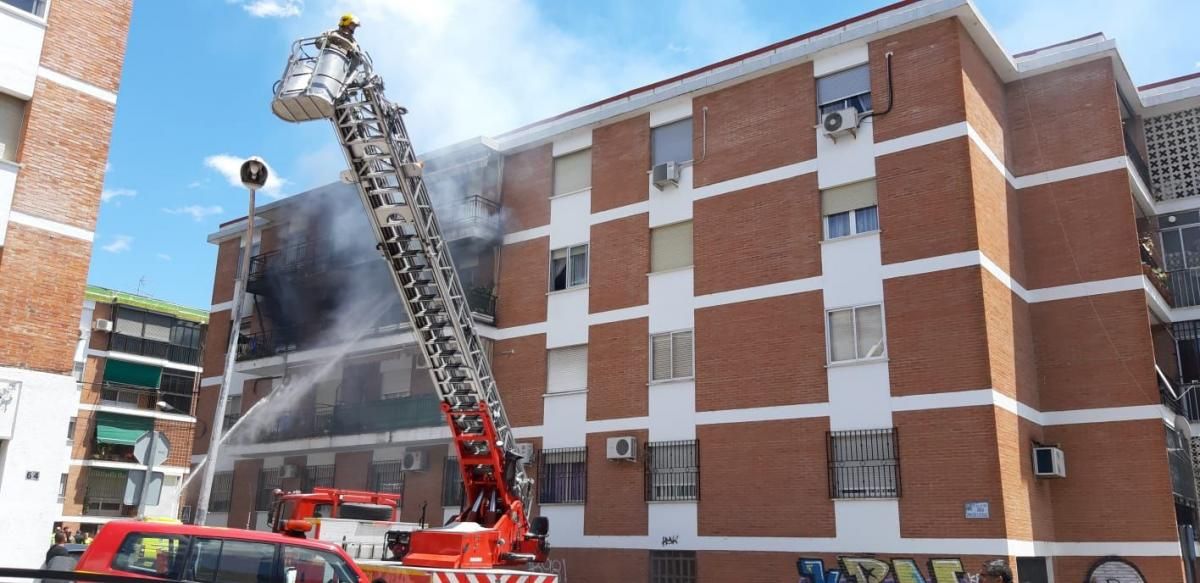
276, 42, 538, 567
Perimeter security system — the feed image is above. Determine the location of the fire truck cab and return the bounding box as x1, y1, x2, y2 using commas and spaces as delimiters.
269, 487, 402, 530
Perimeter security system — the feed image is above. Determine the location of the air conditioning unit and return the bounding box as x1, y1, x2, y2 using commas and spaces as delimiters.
652, 162, 681, 190
1032, 446, 1066, 478
93, 319, 114, 333
821, 107, 860, 141
606, 436, 637, 462
514, 442, 536, 465
402, 450, 428, 472
279, 464, 301, 479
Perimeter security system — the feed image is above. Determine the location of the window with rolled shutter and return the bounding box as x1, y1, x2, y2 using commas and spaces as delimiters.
651, 221, 693, 273
553, 148, 591, 196
142, 312, 173, 342
114, 307, 145, 336
547, 346, 587, 393
651, 330, 694, 382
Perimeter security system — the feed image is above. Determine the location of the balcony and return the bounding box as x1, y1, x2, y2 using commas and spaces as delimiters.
441, 195, 502, 245
110, 333, 201, 366
99, 382, 193, 415
254, 393, 442, 442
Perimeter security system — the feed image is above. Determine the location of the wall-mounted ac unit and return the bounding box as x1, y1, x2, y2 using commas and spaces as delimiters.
93, 319, 114, 333
822, 107, 860, 141
652, 162, 681, 190
280, 464, 301, 479
402, 450, 428, 472
606, 436, 637, 461
514, 442, 536, 464
1032, 446, 1066, 478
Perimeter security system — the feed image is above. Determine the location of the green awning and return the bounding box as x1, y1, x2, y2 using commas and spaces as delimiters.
95, 412, 153, 446
103, 359, 162, 388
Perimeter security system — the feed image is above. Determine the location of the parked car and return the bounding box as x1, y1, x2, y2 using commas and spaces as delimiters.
74, 519, 371, 583
36, 543, 87, 583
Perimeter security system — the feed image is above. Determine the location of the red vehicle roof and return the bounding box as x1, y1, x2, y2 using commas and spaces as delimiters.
76, 519, 368, 579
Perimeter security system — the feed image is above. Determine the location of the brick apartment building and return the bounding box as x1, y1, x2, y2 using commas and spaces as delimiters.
57, 285, 206, 535
0, 0, 132, 568
189, 0, 1200, 581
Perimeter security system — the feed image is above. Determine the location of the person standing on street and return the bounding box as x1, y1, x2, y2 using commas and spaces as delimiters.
44, 532, 68, 564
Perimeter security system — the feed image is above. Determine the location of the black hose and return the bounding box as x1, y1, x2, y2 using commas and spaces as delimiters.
860, 51, 895, 121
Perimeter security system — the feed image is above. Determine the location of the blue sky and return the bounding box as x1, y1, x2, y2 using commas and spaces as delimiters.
89, 0, 1200, 309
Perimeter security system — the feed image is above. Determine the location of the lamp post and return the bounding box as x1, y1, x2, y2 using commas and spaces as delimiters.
195, 157, 268, 526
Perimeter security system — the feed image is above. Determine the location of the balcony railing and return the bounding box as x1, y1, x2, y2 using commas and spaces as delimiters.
99, 382, 193, 415
1125, 130, 1151, 191
1168, 269, 1200, 308
254, 394, 442, 442
441, 195, 502, 243
110, 333, 201, 366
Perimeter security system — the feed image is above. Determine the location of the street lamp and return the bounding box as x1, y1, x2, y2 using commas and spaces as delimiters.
195, 157, 269, 526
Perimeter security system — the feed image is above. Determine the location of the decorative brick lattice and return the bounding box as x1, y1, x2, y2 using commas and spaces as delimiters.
1146, 106, 1200, 200
1191, 436, 1200, 498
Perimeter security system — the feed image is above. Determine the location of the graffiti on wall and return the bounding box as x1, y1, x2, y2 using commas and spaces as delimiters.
797, 556, 971, 583
1086, 557, 1146, 583
528, 558, 567, 582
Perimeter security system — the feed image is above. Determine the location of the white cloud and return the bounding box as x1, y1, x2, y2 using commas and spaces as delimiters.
156, 253, 172, 262
204, 154, 287, 198
163, 205, 225, 222
236, 0, 303, 18
100, 187, 136, 204
102, 235, 132, 253
104, 162, 112, 173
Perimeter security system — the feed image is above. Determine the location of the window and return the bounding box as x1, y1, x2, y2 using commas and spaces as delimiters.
827, 428, 900, 498
380, 355, 414, 400
112, 533, 191, 579
651, 330, 694, 382
553, 148, 591, 196
651, 551, 697, 583
186, 538, 278, 583
822, 180, 878, 240
0, 0, 47, 17
85, 468, 128, 516
0, 91, 27, 162
549, 244, 588, 291
547, 346, 587, 394
827, 304, 886, 363
302, 465, 335, 491
209, 472, 233, 512
67, 416, 77, 442
281, 545, 358, 583
538, 447, 586, 504
369, 461, 405, 494
58, 473, 68, 498
257, 468, 281, 511
651, 221, 693, 273
442, 457, 464, 507
651, 118, 693, 167
223, 395, 242, 431
645, 440, 699, 501
817, 63, 872, 116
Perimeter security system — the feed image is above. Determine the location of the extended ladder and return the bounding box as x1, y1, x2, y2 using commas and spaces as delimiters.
320, 61, 533, 526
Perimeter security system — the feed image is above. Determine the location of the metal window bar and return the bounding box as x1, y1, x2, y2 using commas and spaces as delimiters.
650, 550, 697, 583
302, 465, 335, 491
441, 457, 464, 508
209, 472, 233, 512
256, 468, 281, 511
538, 447, 587, 504
645, 440, 699, 502
826, 428, 901, 499
369, 461, 406, 494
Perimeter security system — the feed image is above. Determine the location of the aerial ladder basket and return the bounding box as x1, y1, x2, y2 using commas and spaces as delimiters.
271, 36, 365, 123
